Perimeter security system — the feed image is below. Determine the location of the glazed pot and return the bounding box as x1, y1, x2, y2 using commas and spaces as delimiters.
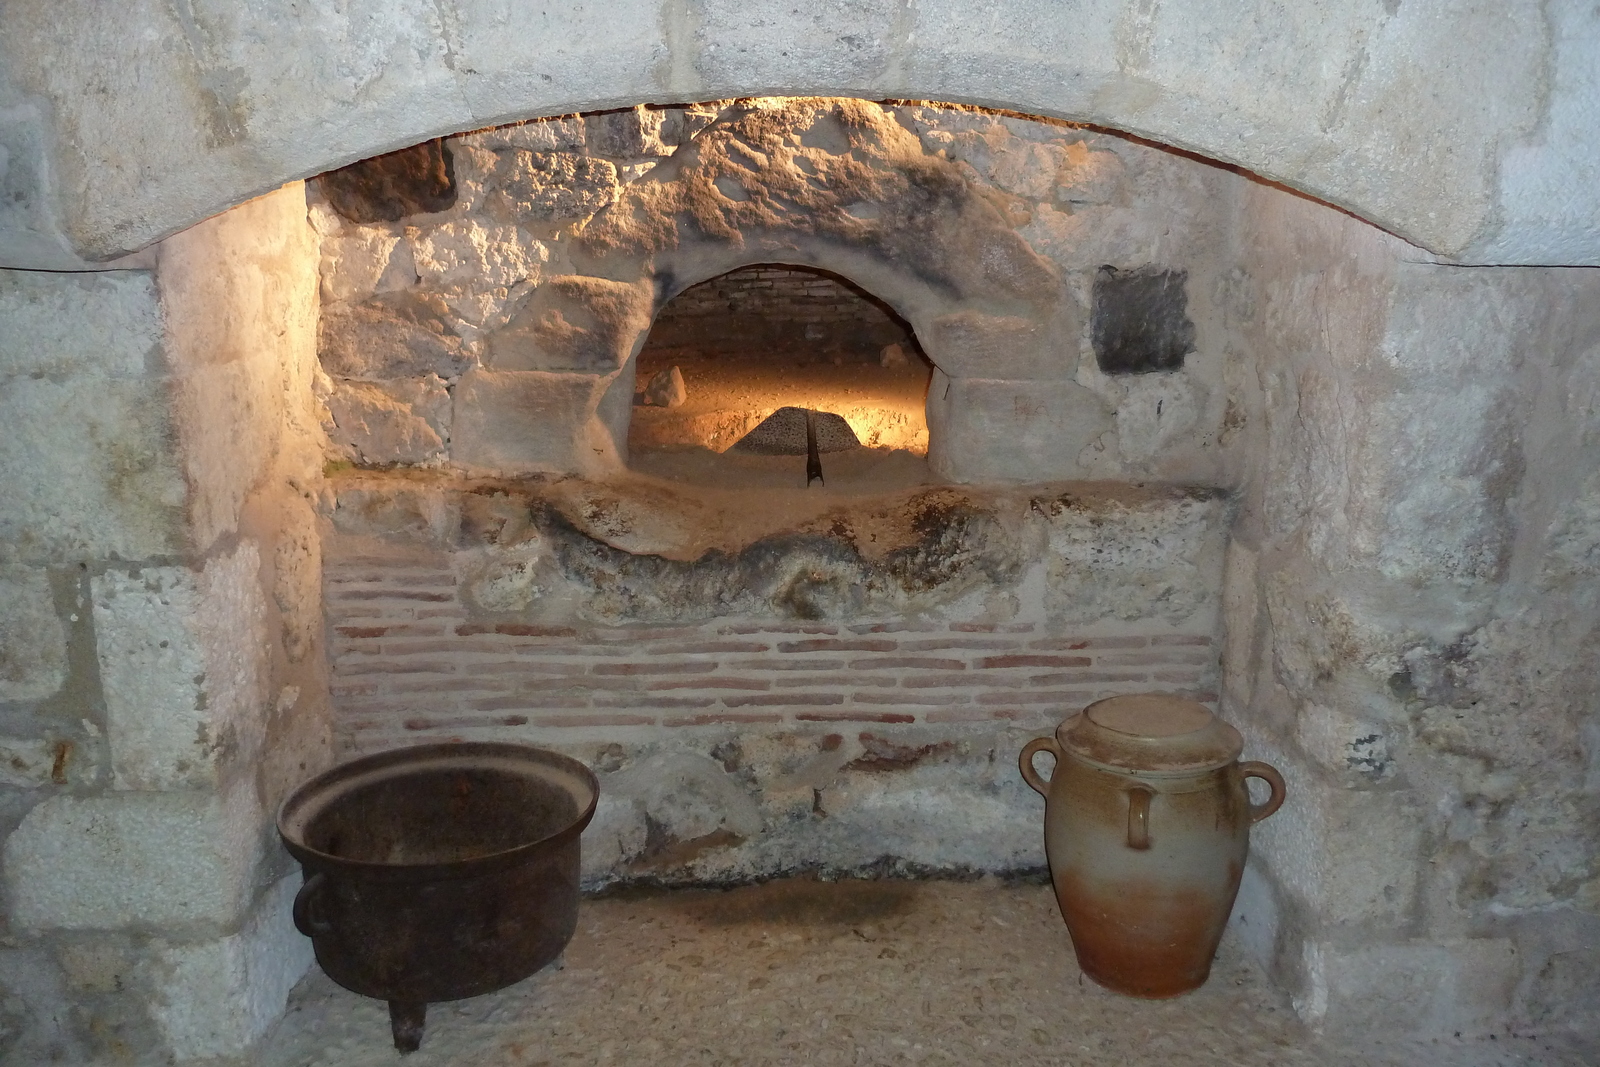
278, 742, 598, 1052
1020, 694, 1285, 998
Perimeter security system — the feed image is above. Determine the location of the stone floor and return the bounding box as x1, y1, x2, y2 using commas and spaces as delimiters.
257, 878, 1594, 1067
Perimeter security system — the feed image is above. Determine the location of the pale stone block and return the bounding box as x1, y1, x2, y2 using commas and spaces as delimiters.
451, 1, 668, 122
0, 566, 66, 703
0, 373, 186, 563
1251, 765, 1423, 928
0, 269, 162, 381
927, 372, 1114, 482
160, 183, 320, 554
323, 376, 451, 466
1306, 938, 1520, 1038
923, 309, 1081, 380
458, 116, 587, 154
3, 785, 261, 930
145, 875, 313, 1061
92, 542, 268, 791
1040, 487, 1226, 629
451, 368, 624, 477
318, 226, 404, 305
409, 219, 547, 289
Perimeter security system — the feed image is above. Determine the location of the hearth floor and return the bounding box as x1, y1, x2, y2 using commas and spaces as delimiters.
256, 878, 1593, 1067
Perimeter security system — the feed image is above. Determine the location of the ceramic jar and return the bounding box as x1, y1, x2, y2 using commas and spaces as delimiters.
1020, 694, 1285, 998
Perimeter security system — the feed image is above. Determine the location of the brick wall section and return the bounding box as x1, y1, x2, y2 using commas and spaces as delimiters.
327, 555, 1219, 751
663, 266, 899, 328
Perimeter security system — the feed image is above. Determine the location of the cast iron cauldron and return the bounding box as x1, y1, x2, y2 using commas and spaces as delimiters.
278, 742, 598, 1052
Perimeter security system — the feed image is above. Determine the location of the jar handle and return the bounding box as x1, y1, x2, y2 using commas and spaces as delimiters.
1240, 761, 1287, 824
1126, 786, 1154, 850
293, 871, 333, 937
1019, 737, 1063, 797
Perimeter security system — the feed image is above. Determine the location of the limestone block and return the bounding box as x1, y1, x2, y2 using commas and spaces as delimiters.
318, 226, 410, 305
450, 1, 667, 123
451, 368, 623, 476
926, 372, 1113, 483
170, 356, 289, 556
1307, 938, 1519, 1038
1039, 487, 1225, 629
318, 290, 470, 380
0, 373, 186, 564
409, 218, 547, 289
693, 0, 898, 86
144, 875, 313, 1060
324, 376, 451, 466
1463, 1, 1600, 265
487, 275, 654, 373
4, 786, 261, 930
91, 542, 268, 792
1251, 766, 1423, 928
923, 309, 1081, 380
585, 107, 674, 159
486, 151, 619, 224
0, 566, 65, 703
1114, 372, 1201, 464
0, 269, 162, 381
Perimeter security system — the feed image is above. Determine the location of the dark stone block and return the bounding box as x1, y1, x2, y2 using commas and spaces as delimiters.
1091, 266, 1195, 375
318, 139, 457, 224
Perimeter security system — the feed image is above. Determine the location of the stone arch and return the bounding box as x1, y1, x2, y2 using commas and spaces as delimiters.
3, 3, 1572, 267
452, 100, 1077, 478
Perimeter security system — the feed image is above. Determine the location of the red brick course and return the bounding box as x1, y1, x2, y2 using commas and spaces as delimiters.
326, 556, 1219, 740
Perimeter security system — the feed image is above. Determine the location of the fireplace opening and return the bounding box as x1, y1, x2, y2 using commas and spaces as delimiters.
626, 264, 934, 489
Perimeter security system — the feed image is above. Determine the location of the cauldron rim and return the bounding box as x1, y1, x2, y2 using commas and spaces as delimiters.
276, 741, 599, 881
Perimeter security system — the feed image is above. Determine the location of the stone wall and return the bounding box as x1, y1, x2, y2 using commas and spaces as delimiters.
1220, 180, 1600, 1042
322, 472, 1225, 886
0, 185, 331, 1062
313, 99, 1237, 487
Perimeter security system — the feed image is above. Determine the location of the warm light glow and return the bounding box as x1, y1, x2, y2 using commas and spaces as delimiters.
632, 387, 928, 455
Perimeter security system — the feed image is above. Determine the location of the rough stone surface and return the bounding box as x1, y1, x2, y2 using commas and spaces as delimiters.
158, 183, 321, 554
323, 375, 451, 466
313, 101, 1231, 484
144, 875, 313, 1060
0, 269, 185, 563
928, 373, 1115, 483
3, 786, 261, 931
4, 1, 1590, 266
450, 368, 625, 476
319, 290, 471, 380
487, 275, 653, 373
0, 566, 66, 703
91, 541, 268, 792
639, 365, 687, 408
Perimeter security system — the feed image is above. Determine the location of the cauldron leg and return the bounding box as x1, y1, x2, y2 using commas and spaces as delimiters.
388, 1000, 427, 1053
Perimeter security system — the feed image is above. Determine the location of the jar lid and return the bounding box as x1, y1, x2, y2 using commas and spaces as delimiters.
1056, 694, 1242, 775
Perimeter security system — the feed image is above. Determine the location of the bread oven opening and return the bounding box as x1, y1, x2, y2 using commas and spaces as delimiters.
627, 264, 934, 488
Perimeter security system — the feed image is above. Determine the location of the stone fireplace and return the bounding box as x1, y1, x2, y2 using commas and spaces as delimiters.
1, 6, 1599, 1063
